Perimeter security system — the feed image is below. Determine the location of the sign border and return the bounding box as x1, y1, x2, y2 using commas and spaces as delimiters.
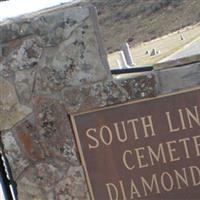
70, 117, 96, 200
70, 86, 200, 200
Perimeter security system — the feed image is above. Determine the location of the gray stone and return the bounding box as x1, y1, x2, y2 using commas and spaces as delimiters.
0, 37, 43, 77
33, 96, 76, 162
0, 3, 136, 200
35, 162, 63, 191
117, 72, 158, 100
1, 131, 30, 179
55, 166, 89, 200
46, 191, 56, 200
17, 175, 46, 200
0, 77, 32, 130
63, 140, 79, 165
35, 16, 108, 95
17, 162, 64, 197
157, 63, 200, 94
15, 69, 36, 105
31, 6, 90, 47
62, 79, 128, 113
0, 20, 34, 43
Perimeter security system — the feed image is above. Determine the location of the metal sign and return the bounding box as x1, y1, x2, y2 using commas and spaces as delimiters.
71, 87, 200, 200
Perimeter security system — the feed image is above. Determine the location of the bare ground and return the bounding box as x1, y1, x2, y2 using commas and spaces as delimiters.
89, 0, 200, 53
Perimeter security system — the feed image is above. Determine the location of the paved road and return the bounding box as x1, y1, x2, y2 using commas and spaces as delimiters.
160, 37, 200, 62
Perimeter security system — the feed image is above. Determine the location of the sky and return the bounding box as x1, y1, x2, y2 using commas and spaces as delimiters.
0, 0, 76, 20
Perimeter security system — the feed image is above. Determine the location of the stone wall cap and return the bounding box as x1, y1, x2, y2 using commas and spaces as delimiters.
155, 54, 200, 70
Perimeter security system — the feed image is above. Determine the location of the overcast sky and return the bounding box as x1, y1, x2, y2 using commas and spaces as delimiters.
0, 0, 76, 20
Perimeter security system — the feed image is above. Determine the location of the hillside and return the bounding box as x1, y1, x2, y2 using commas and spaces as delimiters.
89, 0, 200, 53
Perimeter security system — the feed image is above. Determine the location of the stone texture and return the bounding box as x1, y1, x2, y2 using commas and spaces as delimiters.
157, 62, 200, 94
62, 139, 79, 165
35, 162, 63, 191
62, 79, 128, 113
0, 4, 153, 199
34, 6, 108, 97
0, 37, 43, 78
33, 96, 77, 164
0, 5, 122, 198
17, 175, 46, 200
0, 77, 32, 130
21, 163, 63, 192
0, 20, 34, 44
13, 114, 45, 161
116, 72, 158, 100
1, 131, 30, 179
31, 7, 90, 47
15, 69, 36, 106
46, 192, 56, 200
0, 3, 188, 200
55, 166, 89, 200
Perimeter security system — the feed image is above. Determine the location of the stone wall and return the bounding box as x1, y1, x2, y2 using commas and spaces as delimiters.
0, 3, 129, 199
0, 2, 200, 200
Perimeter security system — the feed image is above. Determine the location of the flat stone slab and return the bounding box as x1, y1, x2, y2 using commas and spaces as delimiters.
0, 77, 32, 130
157, 62, 200, 94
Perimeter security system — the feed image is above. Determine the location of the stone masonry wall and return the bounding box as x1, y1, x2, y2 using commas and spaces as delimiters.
0, 3, 129, 199
0, 2, 200, 200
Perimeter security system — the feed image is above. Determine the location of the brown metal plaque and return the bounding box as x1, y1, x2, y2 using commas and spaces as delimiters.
71, 88, 200, 200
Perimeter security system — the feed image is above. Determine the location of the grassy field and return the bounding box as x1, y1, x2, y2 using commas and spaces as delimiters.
90, 0, 200, 54
108, 23, 200, 68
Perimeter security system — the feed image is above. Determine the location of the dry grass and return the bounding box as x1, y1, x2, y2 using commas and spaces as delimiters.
91, 0, 200, 54
108, 23, 200, 68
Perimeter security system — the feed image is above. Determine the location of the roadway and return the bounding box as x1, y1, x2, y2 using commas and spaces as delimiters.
160, 37, 200, 62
